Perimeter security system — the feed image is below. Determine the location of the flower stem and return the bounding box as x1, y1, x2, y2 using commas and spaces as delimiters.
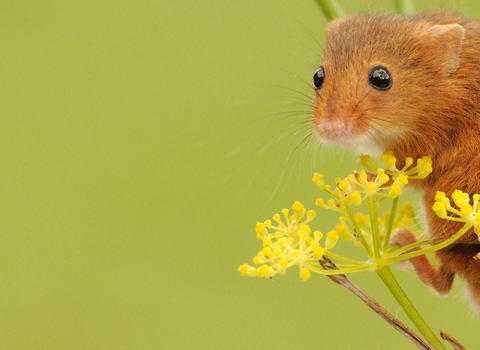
389, 223, 472, 263
313, 0, 346, 21
376, 266, 446, 349
383, 196, 399, 251
368, 197, 382, 261
343, 203, 374, 258
395, 0, 414, 14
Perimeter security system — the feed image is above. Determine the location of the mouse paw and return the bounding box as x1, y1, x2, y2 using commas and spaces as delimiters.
390, 231, 451, 293
389, 228, 419, 269
389, 228, 418, 249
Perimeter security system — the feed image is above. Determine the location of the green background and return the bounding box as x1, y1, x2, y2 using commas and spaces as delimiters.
1, 0, 479, 348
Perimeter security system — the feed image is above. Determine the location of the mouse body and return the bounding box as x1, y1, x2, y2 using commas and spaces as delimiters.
313, 11, 480, 312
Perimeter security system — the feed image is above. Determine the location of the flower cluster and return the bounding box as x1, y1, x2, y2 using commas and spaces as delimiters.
239, 152, 436, 280
238, 201, 325, 281
433, 190, 480, 236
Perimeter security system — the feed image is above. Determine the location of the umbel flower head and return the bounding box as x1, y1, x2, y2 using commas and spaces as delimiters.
433, 190, 480, 233
238, 151, 476, 281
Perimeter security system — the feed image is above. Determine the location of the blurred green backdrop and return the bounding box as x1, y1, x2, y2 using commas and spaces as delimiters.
0, 0, 479, 349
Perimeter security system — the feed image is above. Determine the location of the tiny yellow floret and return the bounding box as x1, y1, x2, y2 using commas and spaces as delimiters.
273, 248, 282, 257
312, 173, 326, 189
257, 265, 272, 277
307, 210, 317, 220
350, 192, 362, 205
299, 268, 311, 281
297, 230, 308, 239
396, 174, 408, 185
262, 247, 273, 257
359, 154, 378, 171
325, 230, 340, 249
461, 204, 473, 216
338, 179, 350, 191
238, 264, 257, 277
255, 222, 266, 234
292, 201, 305, 213
432, 202, 447, 218
314, 231, 323, 240
380, 152, 396, 168
390, 184, 402, 196
262, 238, 272, 247
435, 191, 446, 201
313, 246, 326, 258
358, 170, 368, 181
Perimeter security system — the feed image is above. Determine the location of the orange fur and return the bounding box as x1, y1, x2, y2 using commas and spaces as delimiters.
313, 11, 480, 310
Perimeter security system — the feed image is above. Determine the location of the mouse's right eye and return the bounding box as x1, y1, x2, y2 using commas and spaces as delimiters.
369, 66, 392, 90
313, 67, 325, 90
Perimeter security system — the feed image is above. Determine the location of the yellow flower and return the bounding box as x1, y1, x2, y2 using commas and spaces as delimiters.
240, 152, 438, 280
238, 151, 476, 349
238, 201, 333, 280
432, 190, 480, 235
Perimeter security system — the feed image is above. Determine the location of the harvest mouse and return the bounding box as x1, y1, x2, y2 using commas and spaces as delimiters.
312, 11, 480, 312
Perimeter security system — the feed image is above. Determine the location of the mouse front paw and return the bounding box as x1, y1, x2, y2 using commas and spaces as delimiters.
389, 228, 418, 250
389, 228, 419, 268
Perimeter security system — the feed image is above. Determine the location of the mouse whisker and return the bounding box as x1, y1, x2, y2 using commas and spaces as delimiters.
259, 83, 315, 104
351, 90, 373, 115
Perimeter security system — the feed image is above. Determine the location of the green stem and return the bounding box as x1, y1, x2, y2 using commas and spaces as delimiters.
343, 204, 374, 258
368, 197, 382, 261
324, 251, 366, 265
389, 223, 472, 263
395, 0, 414, 14
383, 196, 398, 251
313, 0, 346, 21
376, 266, 446, 349
309, 263, 372, 275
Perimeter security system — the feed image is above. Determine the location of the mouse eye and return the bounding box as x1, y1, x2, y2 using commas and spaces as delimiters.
369, 66, 392, 90
313, 67, 325, 90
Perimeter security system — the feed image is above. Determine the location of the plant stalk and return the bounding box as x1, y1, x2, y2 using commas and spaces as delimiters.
383, 196, 399, 251
395, 0, 415, 14
313, 0, 346, 20
376, 266, 446, 349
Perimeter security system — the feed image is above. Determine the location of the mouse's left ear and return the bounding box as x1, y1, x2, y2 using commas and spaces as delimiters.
420, 24, 465, 74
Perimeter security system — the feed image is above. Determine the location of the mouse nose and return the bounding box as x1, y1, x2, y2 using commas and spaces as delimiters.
319, 118, 350, 137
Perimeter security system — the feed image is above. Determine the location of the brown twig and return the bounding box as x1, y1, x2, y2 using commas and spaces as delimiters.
440, 330, 466, 350
319, 256, 436, 349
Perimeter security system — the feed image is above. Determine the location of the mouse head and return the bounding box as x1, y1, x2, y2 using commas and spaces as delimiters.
312, 13, 464, 156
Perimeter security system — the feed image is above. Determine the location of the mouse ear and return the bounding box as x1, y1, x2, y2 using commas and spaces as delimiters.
420, 24, 465, 74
